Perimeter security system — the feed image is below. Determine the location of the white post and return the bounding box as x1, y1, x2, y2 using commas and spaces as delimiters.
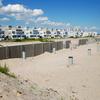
97, 42, 100, 52
22, 51, 26, 59
63, 41, 66, 48
68, 56, 73, 65
70, 43, 73, 50
88, 49, 91, 56
53, 48, 56, 54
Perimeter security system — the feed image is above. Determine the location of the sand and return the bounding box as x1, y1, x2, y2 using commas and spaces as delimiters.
0, 42, 100, 100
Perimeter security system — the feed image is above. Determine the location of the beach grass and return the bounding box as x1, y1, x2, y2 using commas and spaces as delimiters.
0, 64, 16, 78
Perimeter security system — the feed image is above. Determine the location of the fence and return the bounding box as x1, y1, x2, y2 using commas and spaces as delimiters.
95, 38, 100, 42
78, 38, 99, 45
78, 39, 88, 45
65, 41, 71, 48
1, 38, 98, 60
0, 41, 71, 60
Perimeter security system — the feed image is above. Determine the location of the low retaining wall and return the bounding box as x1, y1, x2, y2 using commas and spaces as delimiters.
1, 39, 96, 60
78, 39, 88, 45
95, 38, 100, 42
0, 47, 7, 59
8, 45, 22, 58
0, 41, 70, 60
43, 43, 52, 53
34, 43, 43, 56
22, 44, 34, 57
65, 41, 71, 48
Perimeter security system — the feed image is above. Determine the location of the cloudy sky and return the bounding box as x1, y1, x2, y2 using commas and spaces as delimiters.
0, 0, 100, 32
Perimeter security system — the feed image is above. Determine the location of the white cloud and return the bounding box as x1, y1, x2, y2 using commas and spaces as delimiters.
0, 3, 66, 28
0, 1, 70, 28
11, 13, 30, 20
25, 15, 66, 28
84, 26, 98, 31
0, 17, 10, 21
25, 18, 35, 25
0, 4, 25, 13
35, 17, 48, 22
41, 20, 65, 26
32, 9, 44, 16
89, 26, 97, 30
0, 2, 75, 29
0, 4, 44, 21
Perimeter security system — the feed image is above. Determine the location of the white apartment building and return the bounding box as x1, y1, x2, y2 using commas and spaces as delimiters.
0, 25, 98, 41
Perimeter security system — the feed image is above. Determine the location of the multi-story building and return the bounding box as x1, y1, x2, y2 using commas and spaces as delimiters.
0, 26, 5, 41
0, 25, 98, 41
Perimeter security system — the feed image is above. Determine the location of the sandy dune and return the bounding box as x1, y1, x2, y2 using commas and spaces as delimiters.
0, 42, 100, 100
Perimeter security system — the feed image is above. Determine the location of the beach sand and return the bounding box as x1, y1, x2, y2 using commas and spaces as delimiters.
0, 42, 100, 100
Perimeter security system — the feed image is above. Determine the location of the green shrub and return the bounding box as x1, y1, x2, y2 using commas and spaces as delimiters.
0, 64, 9, 74
0, 64, 16, 78
38, 38, 49, 42
14, 39, 22, 42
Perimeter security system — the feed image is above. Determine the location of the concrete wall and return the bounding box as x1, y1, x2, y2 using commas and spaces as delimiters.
57, 41, 63, 50
0, 47, 7, 59
34, 43, 43, 56
43, 43, 52, 53
65, 41, 71, 48
22, 44, 34, 57
78, 39, 88, 45
0, 40, 88, 60
8, 45, 22, 58
96, 38, 100, 42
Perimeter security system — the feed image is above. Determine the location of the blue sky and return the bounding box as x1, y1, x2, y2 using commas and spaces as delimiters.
0, 0, 100, 32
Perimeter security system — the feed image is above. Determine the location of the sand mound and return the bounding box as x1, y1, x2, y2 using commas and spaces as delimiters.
0, 72, 62, 100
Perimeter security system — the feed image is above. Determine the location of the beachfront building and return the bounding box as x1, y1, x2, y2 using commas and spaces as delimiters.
82, 31, 97, 37
60, 29, 68, 38
67, 26, 97, 38
14, 26, 25, 39
37, 28, 47, 38
68, 31, 97, 38
2, 25, 15, 39
0, 25, 98, 40
45, 28, 52, 38
49, 29, 68, 38
23, 27, 34, 39
37, 28, 55, 38
1, 26, 25, 40
33, 27, 40, 38
0, 26, 5, 41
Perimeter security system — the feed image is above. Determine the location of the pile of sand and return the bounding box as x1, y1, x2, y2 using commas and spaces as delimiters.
0, 72, 62, 100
